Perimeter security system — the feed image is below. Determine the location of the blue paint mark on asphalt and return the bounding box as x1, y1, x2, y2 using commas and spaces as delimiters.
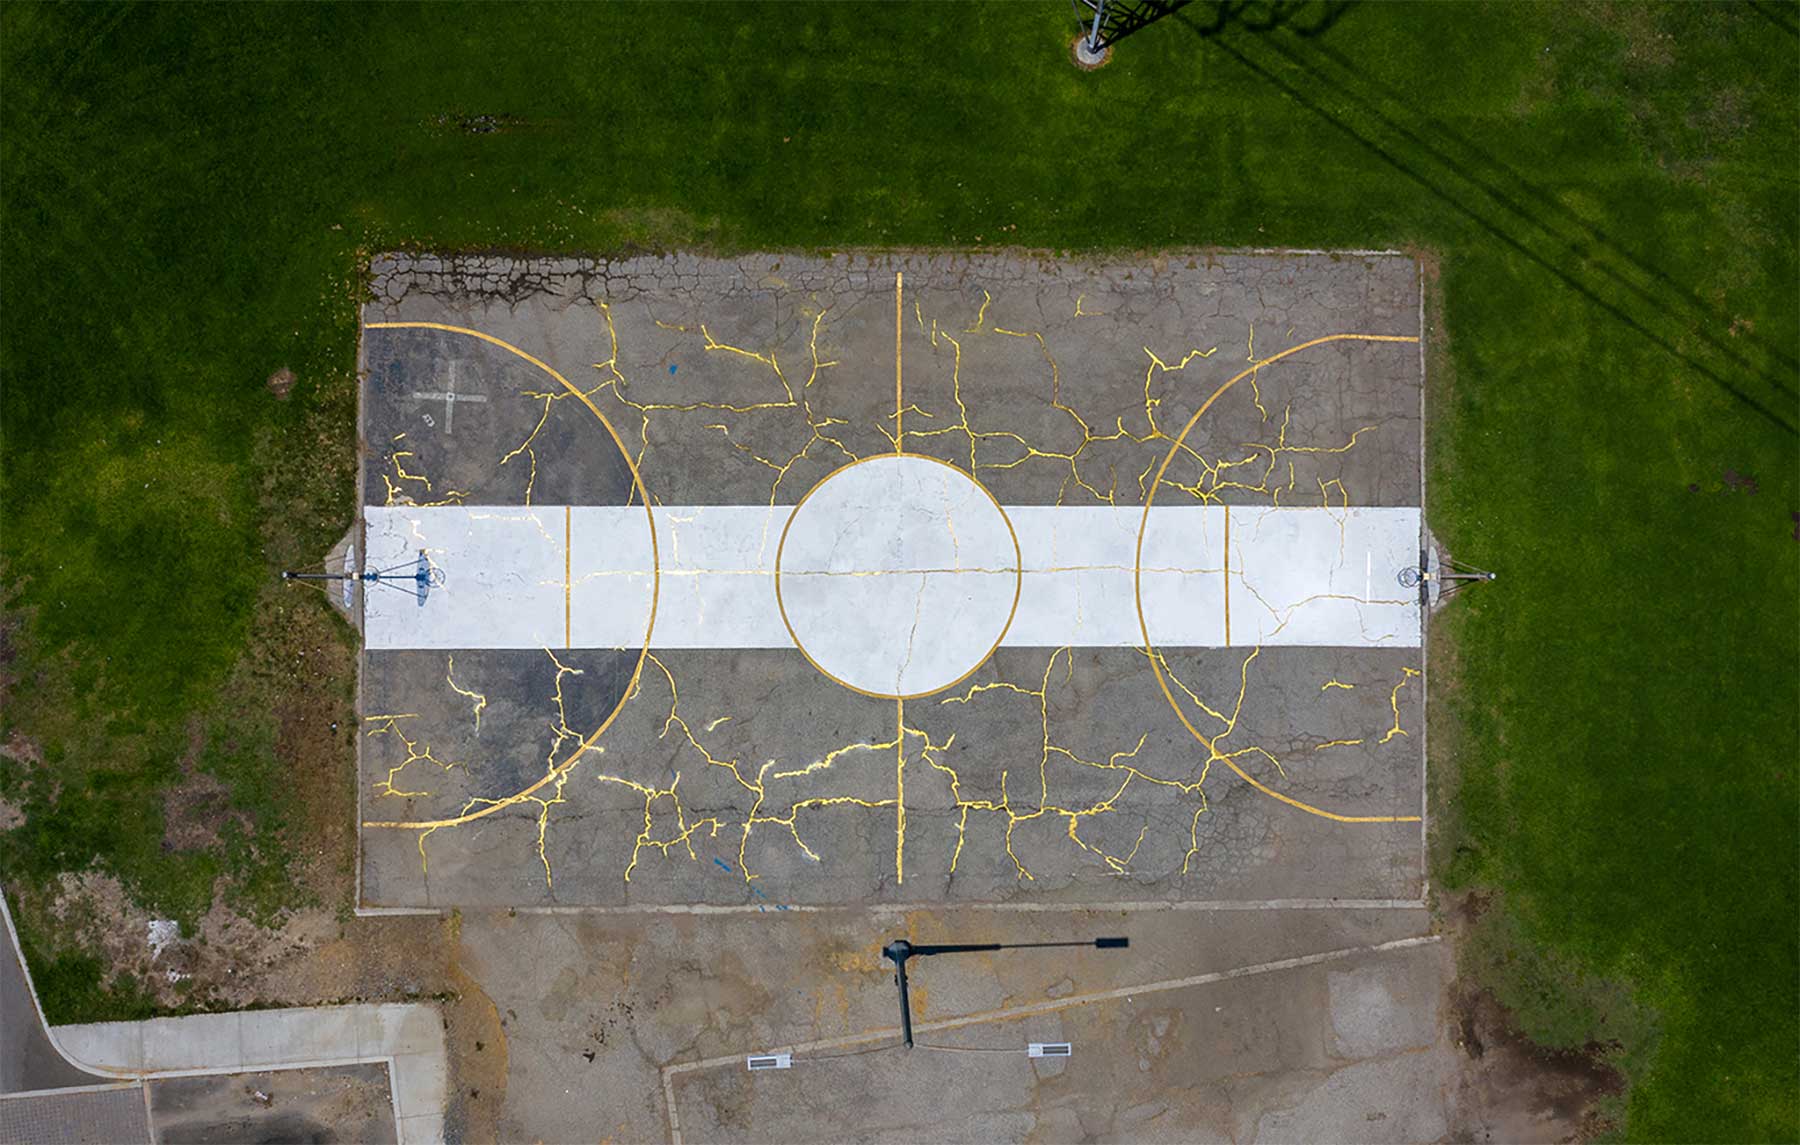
669, 363, 679, 375
710, 856, 787, 909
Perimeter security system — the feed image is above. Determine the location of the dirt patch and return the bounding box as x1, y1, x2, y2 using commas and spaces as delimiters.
0, 730, 43, 769
34, 869, 459, 1011
222, 910, 450, 1008
227, 583, 358, 907
443, 950, 509, 1143
0, 727, 34, 829
0, 729, 49, 809
44, 872, 159, 979
266, 367, 296, 400
1438, 891, 1629, 1142
43, 872, 270, 998
161, 773, 237, 852
163, 721, 247, 853
1449, 983, 1626, 1142
148, 1062, 396, 1145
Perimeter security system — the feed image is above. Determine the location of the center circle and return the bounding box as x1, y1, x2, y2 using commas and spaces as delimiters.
774, 455, 1022, 699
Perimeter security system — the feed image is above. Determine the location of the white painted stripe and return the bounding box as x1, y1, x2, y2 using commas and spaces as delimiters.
364, 504, 1420, 651
1229, 504, 1421, 646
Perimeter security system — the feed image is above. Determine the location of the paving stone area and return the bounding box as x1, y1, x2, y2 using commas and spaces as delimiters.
0, 1087, 150, 1145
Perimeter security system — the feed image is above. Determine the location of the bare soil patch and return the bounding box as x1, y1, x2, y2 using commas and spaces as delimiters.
1449, 981, 1626, 1142
163, 722, 246, 853
1441, 891, 1628, 1143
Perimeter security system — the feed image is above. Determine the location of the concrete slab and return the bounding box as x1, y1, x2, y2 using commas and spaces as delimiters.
443, 905, 1460, 1144
1327, 958, 1441, 1059
54, 1004, 446, 1145
147, 1064, 396, 1145
147, 1015, 239, 1072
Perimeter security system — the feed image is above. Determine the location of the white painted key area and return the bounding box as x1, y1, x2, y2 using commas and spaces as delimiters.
366, 477, 1421, 666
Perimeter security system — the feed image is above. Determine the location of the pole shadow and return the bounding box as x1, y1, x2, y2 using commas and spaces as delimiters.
1171, 13, 1798, 435
1073, 0, 1357, 53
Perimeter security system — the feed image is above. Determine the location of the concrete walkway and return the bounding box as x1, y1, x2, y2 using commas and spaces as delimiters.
5, 881, 446, 1144
54, 1004, 447, 1145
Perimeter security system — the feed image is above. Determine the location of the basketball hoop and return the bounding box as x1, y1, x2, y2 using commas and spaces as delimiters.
283, 549, 442, 608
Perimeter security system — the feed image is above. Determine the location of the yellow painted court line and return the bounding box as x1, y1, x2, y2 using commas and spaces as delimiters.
1222, 504, 1231, 647
895, 697, 906, 884
564, 505, 573, 649
772, 454, 1023, 701
1133, 331, 1423, 825
894, 271, 905, 452
360, 321, 661, 833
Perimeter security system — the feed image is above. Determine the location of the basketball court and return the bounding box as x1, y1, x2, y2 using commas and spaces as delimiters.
351, 251, 1427, 912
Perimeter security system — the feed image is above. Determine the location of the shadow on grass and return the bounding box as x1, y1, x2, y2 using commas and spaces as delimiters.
1074, 0, 1356, 53
1175, 13, 1799, 436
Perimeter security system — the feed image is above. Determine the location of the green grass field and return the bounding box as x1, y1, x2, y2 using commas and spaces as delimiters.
2, 2, 1794, 1137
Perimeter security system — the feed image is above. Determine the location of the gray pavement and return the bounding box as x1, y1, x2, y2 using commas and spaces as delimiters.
449, 903, 1460, 1143
0, 1086, 150, 1145
1, 893, 109, 1094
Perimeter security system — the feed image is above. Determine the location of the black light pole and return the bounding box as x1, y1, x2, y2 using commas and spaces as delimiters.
880, 937, 1129, 1049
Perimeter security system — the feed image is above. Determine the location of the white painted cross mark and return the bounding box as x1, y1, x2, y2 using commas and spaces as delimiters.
412, 361, 488, 435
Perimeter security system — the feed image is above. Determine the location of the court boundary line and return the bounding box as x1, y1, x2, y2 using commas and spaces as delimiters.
353, 897, 1427, 918
1416, 263, 1432, 897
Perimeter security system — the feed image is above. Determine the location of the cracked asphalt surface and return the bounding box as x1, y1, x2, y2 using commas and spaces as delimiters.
356, 251, 1425, 911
